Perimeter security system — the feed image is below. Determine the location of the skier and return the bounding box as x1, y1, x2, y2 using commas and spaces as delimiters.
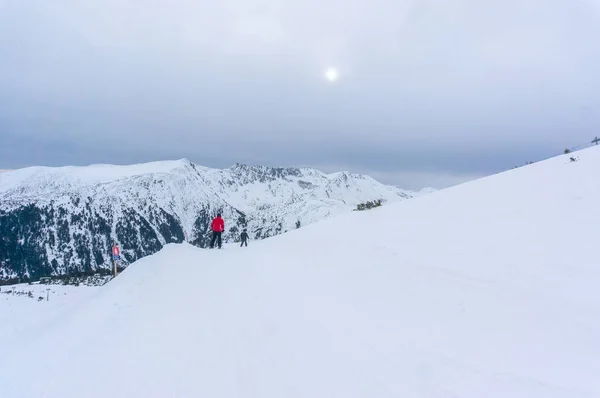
240, 229, 249, 247
210, 213, 225, 249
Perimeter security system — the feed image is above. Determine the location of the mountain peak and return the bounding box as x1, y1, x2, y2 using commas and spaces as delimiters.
0, 158, 419, 282
228, 163, 304, 180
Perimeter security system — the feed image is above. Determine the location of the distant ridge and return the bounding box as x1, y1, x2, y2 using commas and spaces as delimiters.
0, 159, 425, 281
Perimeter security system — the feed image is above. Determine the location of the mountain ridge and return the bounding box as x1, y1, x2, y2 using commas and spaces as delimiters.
0, 159, 424, 282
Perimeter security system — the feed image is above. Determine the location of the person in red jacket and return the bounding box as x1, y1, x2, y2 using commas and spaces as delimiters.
210, 213, 225, 249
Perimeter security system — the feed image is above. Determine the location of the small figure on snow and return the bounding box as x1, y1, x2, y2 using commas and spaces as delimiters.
210, 213, 225, 249
240, 229, 249, 247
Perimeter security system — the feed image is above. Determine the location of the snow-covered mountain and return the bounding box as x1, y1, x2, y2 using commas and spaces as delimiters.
0, 159, 419, 281
1, 147, 598, 397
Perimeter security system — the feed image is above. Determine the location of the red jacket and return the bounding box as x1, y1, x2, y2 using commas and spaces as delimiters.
211, 216, 224, 232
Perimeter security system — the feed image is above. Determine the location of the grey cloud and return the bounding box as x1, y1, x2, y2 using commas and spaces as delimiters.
1, 0, 600, 188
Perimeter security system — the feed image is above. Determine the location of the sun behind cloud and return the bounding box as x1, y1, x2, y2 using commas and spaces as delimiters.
325, 67, 338, 82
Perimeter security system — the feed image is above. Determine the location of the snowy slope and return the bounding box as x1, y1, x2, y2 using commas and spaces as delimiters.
1, 147, 599, 397
0, 160, 417, 281
0, 282, 105, 346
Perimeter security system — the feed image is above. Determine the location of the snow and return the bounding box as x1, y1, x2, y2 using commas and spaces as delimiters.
0, 159, 192, 190
0, 159, 419, 274
0, 160, 418, 220
0, 283, 103, 345
1, 148, 600, 397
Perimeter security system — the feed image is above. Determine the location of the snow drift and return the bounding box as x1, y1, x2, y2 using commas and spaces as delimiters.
1, 148, 600, 397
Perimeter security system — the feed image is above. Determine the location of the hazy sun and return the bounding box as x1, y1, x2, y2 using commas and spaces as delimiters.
325, 67, 338, 82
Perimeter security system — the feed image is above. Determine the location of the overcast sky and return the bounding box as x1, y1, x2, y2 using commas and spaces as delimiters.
1, 0, 599, 189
